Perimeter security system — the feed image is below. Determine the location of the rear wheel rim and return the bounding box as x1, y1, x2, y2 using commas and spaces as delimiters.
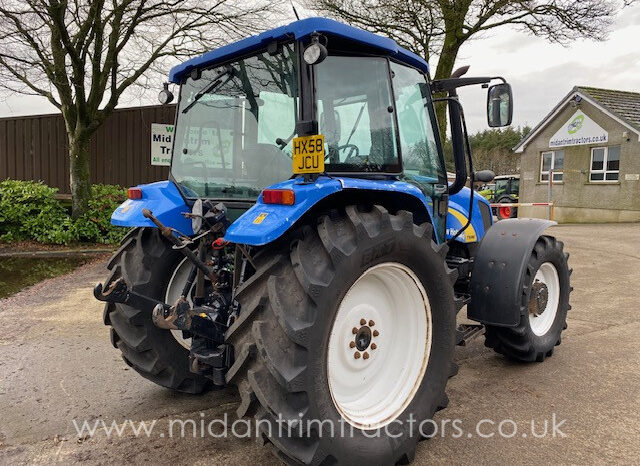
528, 262, 560, 336
166, 257, 193, 349
327, 262, 432, 430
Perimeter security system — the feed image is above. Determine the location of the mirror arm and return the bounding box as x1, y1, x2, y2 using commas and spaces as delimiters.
432, 76, 505, 93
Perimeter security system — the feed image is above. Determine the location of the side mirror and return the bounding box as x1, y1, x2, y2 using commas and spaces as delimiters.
475, 170, 495, 183
487, 83, 513, 127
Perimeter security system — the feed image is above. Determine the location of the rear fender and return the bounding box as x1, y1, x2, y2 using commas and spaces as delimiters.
110, 180, 194, 235
467, 218, 557, 327
224, 176, 436, 246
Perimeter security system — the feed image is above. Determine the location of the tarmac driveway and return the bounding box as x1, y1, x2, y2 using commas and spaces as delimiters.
0, 223, 639, 464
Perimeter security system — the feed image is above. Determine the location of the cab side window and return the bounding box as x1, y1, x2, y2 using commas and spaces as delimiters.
390, 62, 444, 182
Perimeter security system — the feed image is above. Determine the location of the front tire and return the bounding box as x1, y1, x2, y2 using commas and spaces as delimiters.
103, 228, 209, 393
484, 235, 571, 362
225, 206, 457, 465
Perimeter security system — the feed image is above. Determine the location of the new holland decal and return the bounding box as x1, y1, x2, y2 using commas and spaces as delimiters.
447, 207, 477, 242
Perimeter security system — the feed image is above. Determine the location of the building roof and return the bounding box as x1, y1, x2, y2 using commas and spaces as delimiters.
578, 86, 640, 131
169, 17, 429, 83
513, 86, 640, 153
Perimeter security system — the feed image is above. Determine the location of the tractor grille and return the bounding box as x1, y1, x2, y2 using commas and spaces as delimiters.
478, 201, 492, 233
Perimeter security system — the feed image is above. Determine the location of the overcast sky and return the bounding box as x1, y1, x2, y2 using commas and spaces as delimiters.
455, 3, 640, 132
1, 4, 639, 134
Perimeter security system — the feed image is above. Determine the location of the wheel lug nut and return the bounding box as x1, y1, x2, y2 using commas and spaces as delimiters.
371, 343, 377, 350
369, 320, 375, 327
349, 341, 355, 348
354, 352, 361, 359
363, 352, 369, 360
352, 327, 358, 334
360, 318, 366, 325
373, 330, 379, 337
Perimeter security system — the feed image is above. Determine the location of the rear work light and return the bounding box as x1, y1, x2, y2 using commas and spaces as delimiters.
262, 189, 295, 205
127, 187, 143, 199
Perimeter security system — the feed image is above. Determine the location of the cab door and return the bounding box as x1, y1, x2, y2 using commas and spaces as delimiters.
390, 62, 448, 242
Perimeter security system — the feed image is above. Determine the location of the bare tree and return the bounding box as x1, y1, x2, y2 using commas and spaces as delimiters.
310, 0, 634, 140
0, 0, 279, 217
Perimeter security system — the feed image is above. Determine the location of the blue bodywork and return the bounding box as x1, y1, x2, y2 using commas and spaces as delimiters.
224, 176, 440, 245
224, 177, 340, 245
112, 180, 194, 236
111, 177, 491, 247
169, 17, 429, 83
447, 188, 493, 244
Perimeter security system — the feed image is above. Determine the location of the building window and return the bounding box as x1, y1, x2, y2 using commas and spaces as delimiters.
540, 150, 564, 182
590, 146, 620, 182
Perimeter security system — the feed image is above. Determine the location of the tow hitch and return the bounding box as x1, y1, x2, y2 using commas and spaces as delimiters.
152, 297, 232, 385
151, 297, 227, 342
94, 277, 167, 312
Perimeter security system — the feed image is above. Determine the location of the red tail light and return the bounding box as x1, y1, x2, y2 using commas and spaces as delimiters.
127, 187, 143, 199
262, 189, 295, 205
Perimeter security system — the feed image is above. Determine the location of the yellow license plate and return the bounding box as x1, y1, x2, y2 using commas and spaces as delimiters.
292, 134, 325, 174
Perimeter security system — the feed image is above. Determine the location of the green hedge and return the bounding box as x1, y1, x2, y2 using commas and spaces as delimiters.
0, 180, 128, 245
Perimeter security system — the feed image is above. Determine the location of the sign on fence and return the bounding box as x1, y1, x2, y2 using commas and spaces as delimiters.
151, 123, 174, 166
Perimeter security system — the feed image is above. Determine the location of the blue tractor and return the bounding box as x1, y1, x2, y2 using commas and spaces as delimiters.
95, 18, 571, 465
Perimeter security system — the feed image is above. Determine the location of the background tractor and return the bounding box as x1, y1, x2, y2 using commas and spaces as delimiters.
488, 174, 520, 219
95, 18, 571, 465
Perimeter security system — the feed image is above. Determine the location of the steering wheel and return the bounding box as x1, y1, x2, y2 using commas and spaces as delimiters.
336, 144, 360, 163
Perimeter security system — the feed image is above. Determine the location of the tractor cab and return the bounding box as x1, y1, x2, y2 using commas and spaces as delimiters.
157, 17, 511, 243
166, 20, 448, 230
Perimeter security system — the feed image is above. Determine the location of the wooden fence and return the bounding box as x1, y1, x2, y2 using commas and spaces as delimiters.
0, 104, 177, 194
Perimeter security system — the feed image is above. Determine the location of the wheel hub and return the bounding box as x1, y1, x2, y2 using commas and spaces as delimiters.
528, 262, 560, 336
529, 279, 549, 317
355, 325, 372, 351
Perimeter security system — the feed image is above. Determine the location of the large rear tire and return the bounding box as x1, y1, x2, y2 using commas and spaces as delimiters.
484, 235, 571, 362
103, 228, 210, 393
225, 206, 457, 465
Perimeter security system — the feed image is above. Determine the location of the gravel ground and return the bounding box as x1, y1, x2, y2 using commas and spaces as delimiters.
0, 223, 639, 465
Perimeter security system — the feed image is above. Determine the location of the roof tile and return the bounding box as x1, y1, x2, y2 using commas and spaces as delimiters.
577, 86, 640, 131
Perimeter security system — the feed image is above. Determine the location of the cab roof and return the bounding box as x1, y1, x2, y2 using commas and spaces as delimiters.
168, 17, 429, 83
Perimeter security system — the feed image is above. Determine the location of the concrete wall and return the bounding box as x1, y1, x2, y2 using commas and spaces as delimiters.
518, 100, 640, 222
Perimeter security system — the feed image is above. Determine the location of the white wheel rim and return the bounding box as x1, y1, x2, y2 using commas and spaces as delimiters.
327, 262, 432, 430
166, 257, 194, 349
528, 262, 560, 336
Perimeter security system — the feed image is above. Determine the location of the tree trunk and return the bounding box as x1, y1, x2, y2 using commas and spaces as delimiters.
433, 33, 461, 146
69, 130, 92, 219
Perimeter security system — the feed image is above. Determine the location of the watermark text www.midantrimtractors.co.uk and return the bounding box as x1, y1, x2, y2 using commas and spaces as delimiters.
72, 413, 567, 440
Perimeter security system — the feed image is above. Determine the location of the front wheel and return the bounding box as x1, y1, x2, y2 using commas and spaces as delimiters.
484, 235, 571, 362
225, 206, 457, 464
